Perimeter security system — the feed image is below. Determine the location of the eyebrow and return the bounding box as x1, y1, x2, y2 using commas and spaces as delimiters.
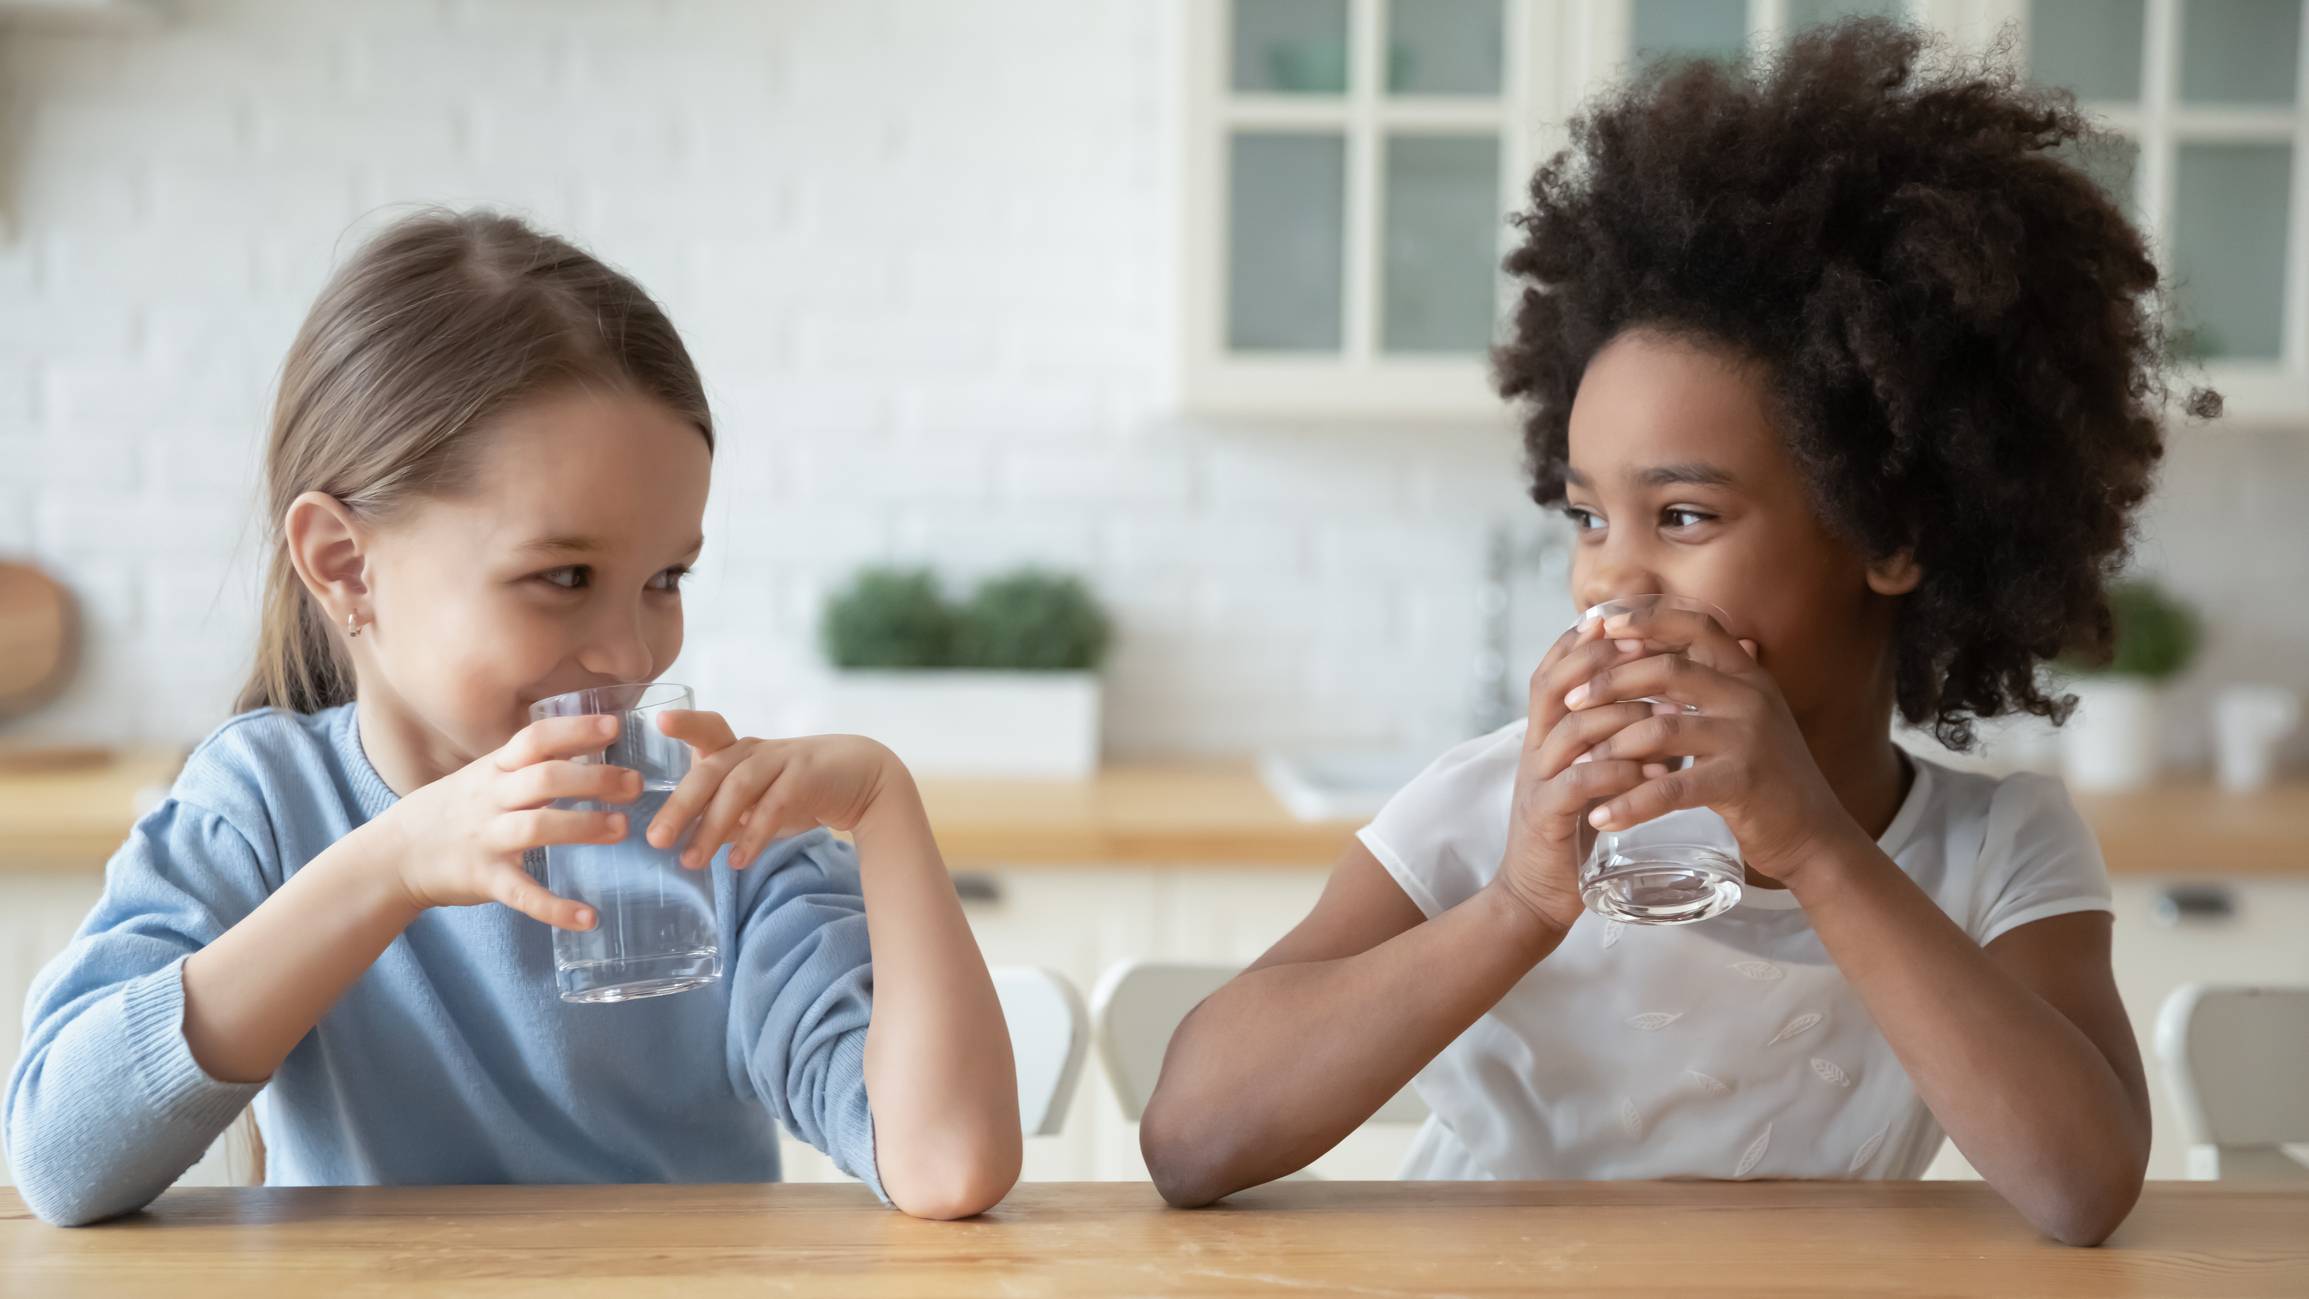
518, 535, 707, 559
1563, 463, 1738, 491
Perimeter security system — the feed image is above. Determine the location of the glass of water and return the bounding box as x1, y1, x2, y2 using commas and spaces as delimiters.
528, 682, 721, 1003
1574, 595, 1745, 926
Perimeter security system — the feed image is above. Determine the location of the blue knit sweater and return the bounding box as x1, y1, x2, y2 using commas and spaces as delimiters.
5, 704, 881, 1225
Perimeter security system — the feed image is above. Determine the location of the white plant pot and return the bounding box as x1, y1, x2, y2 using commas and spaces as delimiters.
2060, 677, 2165, 792
807, 671, 1102, 779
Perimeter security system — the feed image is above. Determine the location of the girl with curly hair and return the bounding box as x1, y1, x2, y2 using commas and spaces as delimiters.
1143, 18, 2206, 1246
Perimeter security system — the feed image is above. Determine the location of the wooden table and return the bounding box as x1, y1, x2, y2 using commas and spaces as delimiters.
4, 1181, 2304, 1297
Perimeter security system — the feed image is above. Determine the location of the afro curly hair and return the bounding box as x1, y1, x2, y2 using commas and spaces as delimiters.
1494, 18, 2218, 751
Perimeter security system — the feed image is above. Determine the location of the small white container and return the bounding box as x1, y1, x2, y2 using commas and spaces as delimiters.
2212, 685, 2301, 792
2060, 677, 2165, 792
807, 671, 1102, 778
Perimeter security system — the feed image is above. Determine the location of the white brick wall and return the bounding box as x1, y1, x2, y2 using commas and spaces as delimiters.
2, 0, 2304, 768
0, 0, 1536, 756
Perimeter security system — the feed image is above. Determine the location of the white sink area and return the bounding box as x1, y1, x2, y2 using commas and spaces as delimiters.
1258, 749, 1433, 822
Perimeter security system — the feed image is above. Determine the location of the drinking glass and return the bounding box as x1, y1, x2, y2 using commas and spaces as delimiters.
529, 682, 721, 1003
1574, 596, 1745, 925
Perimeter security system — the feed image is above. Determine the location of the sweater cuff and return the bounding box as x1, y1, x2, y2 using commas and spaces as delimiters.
829, 1029, 888, 1204
119, 958, 266, 1130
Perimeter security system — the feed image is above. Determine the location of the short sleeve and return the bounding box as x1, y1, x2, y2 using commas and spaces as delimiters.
1356, 722, 1523, 920
1970, 772, 2115, 946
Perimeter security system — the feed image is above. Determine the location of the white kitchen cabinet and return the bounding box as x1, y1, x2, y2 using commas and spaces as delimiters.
1997, 0, 2309, 422
1181, 0, 1568, 418
1189, 0, 2309, 423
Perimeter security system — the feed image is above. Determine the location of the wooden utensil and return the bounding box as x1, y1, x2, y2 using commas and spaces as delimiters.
0, 560, 78, 719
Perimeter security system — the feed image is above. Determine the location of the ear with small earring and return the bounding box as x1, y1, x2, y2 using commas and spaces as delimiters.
346, 611, 365, 639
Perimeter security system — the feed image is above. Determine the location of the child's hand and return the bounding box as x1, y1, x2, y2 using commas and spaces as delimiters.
645, 712, 902, 869
372, 714, 639, 931
1561, 602, 1853, 881
1490, 619, 1673, 934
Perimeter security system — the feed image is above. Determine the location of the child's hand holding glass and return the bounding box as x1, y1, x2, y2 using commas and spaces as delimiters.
1565, 599, 1853, 887
367, 713, 638, 932
643, 713, 909, 869
1488, 618, 1675, 935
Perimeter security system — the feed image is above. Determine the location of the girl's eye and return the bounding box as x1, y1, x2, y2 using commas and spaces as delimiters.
649, 565, 691, 593
1662, 507, 1714, 530
1562, 505, 1603, 532
539, 566, 589, 591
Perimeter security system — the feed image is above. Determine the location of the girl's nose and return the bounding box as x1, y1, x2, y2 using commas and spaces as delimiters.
577, 612, 656, 684
1575, 557, 1664, 615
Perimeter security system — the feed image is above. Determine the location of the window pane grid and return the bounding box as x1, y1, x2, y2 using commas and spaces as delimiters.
1220, 0, 1517, 361
2028, 0, 2305, 365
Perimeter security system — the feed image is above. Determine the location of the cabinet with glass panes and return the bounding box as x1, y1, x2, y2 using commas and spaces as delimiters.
1181, 0, 1564, 417
1185, 0, 2309, 421
2011, 0, 2309, 420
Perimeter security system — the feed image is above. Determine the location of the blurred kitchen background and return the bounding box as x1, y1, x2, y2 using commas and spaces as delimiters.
2, 0, 2306, 1186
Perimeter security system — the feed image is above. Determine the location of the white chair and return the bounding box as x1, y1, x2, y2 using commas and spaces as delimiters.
2156, 984, 2309, 1181
1091, 960, 1427, 1124
993, 965, 1091, 1137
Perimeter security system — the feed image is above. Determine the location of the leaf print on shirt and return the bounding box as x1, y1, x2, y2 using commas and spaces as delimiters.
1729, 960, 1783, 982
1619, 1096, 1644, 1138
1766, 1011, 1824, 1046
1625, 1011, 1684, 1032
1602, 919, 1626, 950
1684, 1069, 1733, 1096
1734, 1123, 1773, 1178
1809, 1057, 1853, 1088
1849, 1124, 1889, 1174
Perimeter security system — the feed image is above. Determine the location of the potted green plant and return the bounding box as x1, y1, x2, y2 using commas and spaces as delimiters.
2058, 579, 2201, 791
811, 566, 1112, 777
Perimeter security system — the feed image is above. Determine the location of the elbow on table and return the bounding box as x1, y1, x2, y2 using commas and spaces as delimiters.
12, 1159, 148, 1228
883, 1133, 1022, 1221
6, 1113, 114, 1226
24, 1195, 125, 1229
2031, 1170, 2147, 1248
1139, 1101, 1233, 1209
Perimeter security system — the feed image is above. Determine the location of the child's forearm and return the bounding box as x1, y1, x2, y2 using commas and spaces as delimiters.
851, 769, 1022, 1220
1787, 831, 2148, 1245
180, 820, 422, 1084
1141, 883, 1564, 1207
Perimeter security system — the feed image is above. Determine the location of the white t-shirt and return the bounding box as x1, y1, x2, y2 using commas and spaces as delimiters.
1358, 719, 2113, 1183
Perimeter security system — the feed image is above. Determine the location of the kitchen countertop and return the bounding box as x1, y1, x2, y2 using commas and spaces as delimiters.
5, 748, 2307, 876
3, 1181, 2302, 1297
0, 748, 184, 872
